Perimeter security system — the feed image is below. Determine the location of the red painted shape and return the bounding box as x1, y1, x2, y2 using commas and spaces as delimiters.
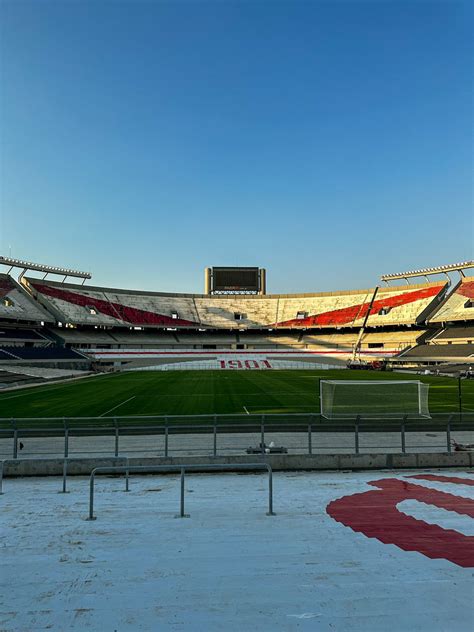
30, 282, 199, 327
457, 280, 474, 299
408, 474, 474, 487
227, 360, 242, 369
326, 477, 474, 567
276, 285, 443, 328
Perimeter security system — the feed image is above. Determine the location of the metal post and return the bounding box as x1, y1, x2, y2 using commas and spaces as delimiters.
213, 422, 217, 457
458, 375, 463, 422
114, 419, 119, 457
125, 458, 130, 492
401, 417, 406, 454
308, 424, 312, 455
261, 416, 265, 454
13, 429, 18, 459
355, 416, 360, 454
177, 467, 189, 518
64, 428, 69, 458
59, 459, 69, 493
267, 466, 275, 516
446, 415, 452, 452
164, 425, 169, 457
0, 461, 4, 495
87, 472, 96, 520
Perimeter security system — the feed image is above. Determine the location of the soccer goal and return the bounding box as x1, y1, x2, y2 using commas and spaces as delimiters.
319, 380, 430, 419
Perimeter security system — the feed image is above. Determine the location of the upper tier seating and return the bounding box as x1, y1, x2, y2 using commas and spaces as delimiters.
274, 283, 446, 328
0, 274, 52, 322
26, 277, 447, 330
429, 278, 474, 323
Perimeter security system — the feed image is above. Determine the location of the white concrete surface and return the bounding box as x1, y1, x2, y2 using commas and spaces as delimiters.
1, 470, 473, 631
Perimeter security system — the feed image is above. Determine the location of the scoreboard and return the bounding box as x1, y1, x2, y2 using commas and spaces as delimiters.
213, 267, 259, 292
205, 267, 266, 294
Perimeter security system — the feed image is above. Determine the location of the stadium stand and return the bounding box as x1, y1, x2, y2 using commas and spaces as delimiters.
0, 269, 464, 371
429, 278, 474, 323
26, 277, 446, 330
398, 344, 474, 360
430, 326, 474, 343
273, 282, 446, 328
26, 279, 201, 327
0, 274, 53, 323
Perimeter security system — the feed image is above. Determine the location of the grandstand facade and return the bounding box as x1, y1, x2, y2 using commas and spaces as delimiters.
0, 260, 473, 375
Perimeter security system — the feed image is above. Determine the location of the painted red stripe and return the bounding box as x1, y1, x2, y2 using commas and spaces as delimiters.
457, 280, 474, 299
276, 285, 443, 328
30, 282, 200, 327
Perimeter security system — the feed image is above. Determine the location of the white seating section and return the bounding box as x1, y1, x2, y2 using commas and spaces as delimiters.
25, 277, 446, 330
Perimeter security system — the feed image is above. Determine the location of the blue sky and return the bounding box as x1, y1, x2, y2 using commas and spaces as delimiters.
1, 0, 472, 293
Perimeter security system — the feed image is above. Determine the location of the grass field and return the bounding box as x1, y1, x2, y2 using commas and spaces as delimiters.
0, 369, 471, 424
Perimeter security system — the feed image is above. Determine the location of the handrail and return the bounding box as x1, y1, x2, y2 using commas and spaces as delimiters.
87, 462, 275, 521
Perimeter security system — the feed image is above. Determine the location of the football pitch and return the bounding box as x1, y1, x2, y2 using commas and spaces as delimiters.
0, 369, 471, 424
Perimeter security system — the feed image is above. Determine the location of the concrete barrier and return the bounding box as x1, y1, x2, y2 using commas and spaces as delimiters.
2, 451, 473, 477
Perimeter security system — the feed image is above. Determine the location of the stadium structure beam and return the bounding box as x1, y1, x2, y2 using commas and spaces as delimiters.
381, 261, 473, 283
0, 256, 92, 283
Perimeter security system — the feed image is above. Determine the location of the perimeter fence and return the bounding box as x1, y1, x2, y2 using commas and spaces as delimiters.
0, 412, 472, 459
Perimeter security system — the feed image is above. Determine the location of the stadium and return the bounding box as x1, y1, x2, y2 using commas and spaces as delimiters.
0, 256, 473, 415
3, 1, 473, 628
1, 256, 474, 631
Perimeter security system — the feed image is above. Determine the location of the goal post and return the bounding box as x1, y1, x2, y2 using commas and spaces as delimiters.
319, 380, 430, 419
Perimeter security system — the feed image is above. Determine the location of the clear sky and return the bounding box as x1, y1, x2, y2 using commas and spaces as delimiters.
1, 0, 472, 294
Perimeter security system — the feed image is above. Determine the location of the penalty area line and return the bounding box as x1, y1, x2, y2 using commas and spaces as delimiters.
100, 396, 136, 417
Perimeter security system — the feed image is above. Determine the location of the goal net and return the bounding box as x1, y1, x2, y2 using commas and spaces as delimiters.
320, 380, 430, 419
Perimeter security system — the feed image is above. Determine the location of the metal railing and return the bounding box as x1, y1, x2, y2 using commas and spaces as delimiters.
86, 462, 275, 521
1, 412, 473, 459
2, 411, 472, 430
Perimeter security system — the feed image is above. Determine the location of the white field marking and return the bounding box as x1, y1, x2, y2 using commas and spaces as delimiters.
99, 396, 136, 418
243, 406, 250, 415
0, 371, 122, 402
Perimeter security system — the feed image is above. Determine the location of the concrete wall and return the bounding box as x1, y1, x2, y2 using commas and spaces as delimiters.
3, 451, 473, 477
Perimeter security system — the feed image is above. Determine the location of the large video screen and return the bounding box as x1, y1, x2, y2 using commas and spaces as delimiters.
213, 267, 259, 292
